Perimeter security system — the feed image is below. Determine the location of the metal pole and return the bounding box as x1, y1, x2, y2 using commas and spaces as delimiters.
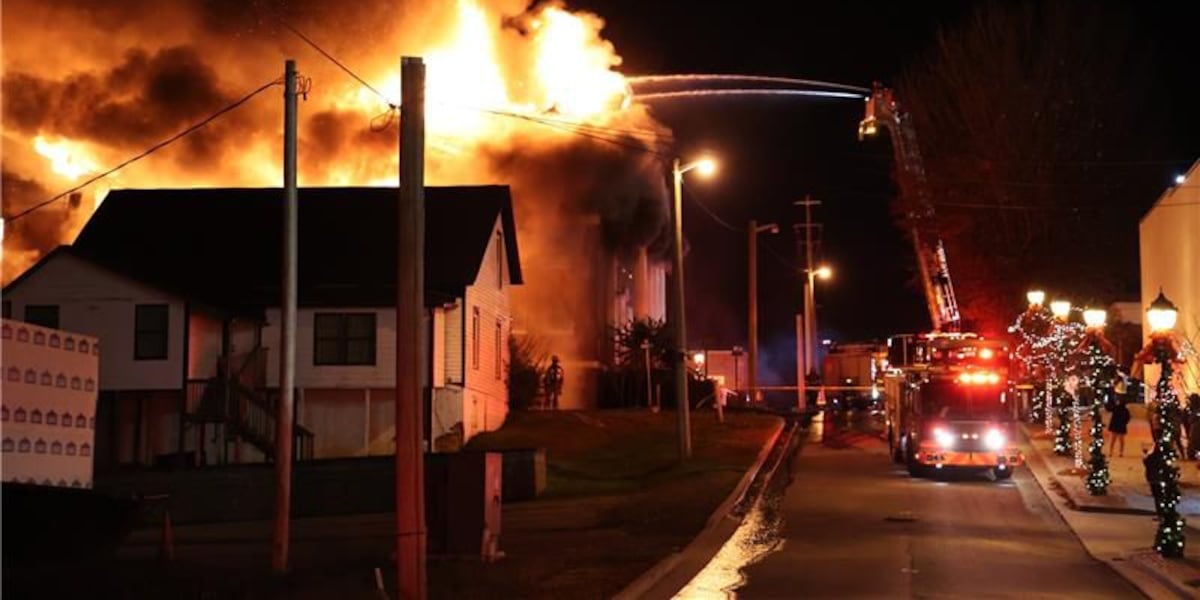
271, 58, 298, 574
671, 159, 692, 460
642, 341, 653, 410
748, 220, 758, 404
803, 199, 816, 379
397, 56, 427, 599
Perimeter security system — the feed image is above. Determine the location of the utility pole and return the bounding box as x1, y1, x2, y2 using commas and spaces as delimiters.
671, 159, 692, 460
271, 58, 298, 574
748, 220, 758, 403
396, 56, 427, 599
794, 196, 821, 412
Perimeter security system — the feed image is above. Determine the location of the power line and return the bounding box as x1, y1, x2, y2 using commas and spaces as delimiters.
6, 79, 281, 223
280, 20, 671, 154
281, 20, 397, 108
680, 181, 739, 232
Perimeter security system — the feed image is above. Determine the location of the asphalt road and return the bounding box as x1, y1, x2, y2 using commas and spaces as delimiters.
734, 412, 1144, 599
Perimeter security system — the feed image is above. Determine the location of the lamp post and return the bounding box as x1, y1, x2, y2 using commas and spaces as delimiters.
671, 156, 716, 461
1081, 307, 1113, 495
803, 264, 832, 389
748, 220, 779, 404
1141, 290, 1184, 557
1018, 289, 1048, 422
1050, 298, 1073, 453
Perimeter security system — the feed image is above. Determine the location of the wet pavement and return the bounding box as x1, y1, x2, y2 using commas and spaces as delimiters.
699, 411, 1144, 598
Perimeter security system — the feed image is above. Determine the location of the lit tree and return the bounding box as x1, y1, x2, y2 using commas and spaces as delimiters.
1011, 291, 1053, 423
1077, 309, 1115, 495
1136, 291, 1185, 558
1047, 301, 1084, 456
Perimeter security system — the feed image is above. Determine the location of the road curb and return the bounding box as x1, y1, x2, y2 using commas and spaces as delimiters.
1022, 428, 1195, 599
614, 417, 790, 600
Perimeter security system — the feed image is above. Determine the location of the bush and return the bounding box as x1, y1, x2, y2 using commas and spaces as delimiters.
508, 334, 547, 411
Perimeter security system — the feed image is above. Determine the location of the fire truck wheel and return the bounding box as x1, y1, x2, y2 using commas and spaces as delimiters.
993, 467, 1013, 480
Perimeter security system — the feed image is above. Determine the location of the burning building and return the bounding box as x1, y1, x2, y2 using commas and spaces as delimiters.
2, 0, 674, 409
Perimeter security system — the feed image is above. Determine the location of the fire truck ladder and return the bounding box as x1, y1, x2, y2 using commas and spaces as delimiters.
858, 83, 961, 332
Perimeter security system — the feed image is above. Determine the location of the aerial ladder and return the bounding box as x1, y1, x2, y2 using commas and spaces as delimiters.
859, 83, 961, 332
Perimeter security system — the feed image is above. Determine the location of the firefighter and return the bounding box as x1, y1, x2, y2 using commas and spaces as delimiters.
544, 356, 565, 410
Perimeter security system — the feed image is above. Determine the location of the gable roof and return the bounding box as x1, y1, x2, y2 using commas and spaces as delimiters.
57, 186, 521, 313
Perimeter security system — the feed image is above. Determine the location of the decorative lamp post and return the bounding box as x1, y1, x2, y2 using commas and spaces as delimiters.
1080, 307, 1113, 495
1138, 290, 1185, 557
1050, 299, 1075, 455
1013, 289, 1052, 424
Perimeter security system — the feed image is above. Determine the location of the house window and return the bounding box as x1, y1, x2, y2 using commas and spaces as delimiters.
313, 313, 376, 366
24, 305, 59, 329
496, 232, 504, 288
472, 307, 480, 370
134, 304, 169, 360
494, 319, 503, 380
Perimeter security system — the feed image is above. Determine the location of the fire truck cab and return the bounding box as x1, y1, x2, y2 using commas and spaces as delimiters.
885, 336, 1024, 479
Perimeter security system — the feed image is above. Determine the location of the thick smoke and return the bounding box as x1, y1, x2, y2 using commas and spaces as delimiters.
2, 0, 674, 378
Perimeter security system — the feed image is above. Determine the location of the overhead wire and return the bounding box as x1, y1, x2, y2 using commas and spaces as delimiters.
5, 78, 282, 223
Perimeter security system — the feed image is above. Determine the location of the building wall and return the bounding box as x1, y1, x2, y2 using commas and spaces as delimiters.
4, 252, 185, 391
262, 306, 397, 389
462, 218, 511, 440
1, 320, 99, 487
1140, 162, 1200, 396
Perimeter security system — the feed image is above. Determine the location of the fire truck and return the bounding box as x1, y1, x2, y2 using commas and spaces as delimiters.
883, 335, 1023, 479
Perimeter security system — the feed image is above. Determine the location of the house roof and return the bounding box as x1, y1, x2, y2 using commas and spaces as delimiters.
52, 186, 521, 313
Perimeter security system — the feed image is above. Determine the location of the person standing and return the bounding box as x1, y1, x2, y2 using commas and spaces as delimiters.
1108, 396, 1130, 457
543, 356, 565, 410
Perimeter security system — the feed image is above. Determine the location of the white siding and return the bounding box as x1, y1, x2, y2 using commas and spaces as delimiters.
445, 302, 464, 385
262, 307, 396, 388
4, 252, 184, 391
462, 218, 511, 440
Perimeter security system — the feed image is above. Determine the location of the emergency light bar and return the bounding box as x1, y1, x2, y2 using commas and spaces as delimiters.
957, 371, 1001, 385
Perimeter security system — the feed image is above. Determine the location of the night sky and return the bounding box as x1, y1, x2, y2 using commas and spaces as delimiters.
577, 0, 1200, 385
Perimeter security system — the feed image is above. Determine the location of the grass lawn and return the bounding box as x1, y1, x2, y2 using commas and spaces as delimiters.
429, 409, 782, 599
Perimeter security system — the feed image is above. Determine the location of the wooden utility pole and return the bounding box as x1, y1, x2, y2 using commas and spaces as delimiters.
396, 56, 427, 600
748, 220, 758, 402
272, 58, 298, 574
794, 196, 821, 413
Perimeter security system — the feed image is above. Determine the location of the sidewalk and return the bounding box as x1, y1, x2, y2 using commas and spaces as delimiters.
1023, 407, 1200, 598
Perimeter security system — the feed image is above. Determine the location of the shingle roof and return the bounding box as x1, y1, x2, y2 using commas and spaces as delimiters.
65, 186, 521, 314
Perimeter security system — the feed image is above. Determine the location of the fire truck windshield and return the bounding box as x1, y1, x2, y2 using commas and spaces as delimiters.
920, 382, 1010, 420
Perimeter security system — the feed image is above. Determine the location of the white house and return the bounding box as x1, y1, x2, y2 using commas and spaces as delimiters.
2, 186, 523, 465
1139, 160, 1200, 396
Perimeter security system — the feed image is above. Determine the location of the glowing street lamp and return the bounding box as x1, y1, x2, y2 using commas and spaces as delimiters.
1026, 289, 1046, 308
1141, 289, 1185, 557
1050, 299, 1071, 321
814, 265, 832, 280
1082, 308, 1107, 330
671, 155, 718, 460
1147, 290, 1179, 334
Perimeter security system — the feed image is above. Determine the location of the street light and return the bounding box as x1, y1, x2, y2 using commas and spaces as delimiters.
800, 263, 833, 413
748, 220, 779, 404
1147, 290, 1179, 333
1142, 289, 1184, 557
1027, 289, 1046, 307
671, 155, 717, 460
1083, 308, 1107, 330
1050, 299, 1071, 321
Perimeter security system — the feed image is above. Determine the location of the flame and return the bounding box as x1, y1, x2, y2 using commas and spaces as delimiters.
347, 0, 630, 142
529, 6, 627, 117
33, 135, 100, 181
